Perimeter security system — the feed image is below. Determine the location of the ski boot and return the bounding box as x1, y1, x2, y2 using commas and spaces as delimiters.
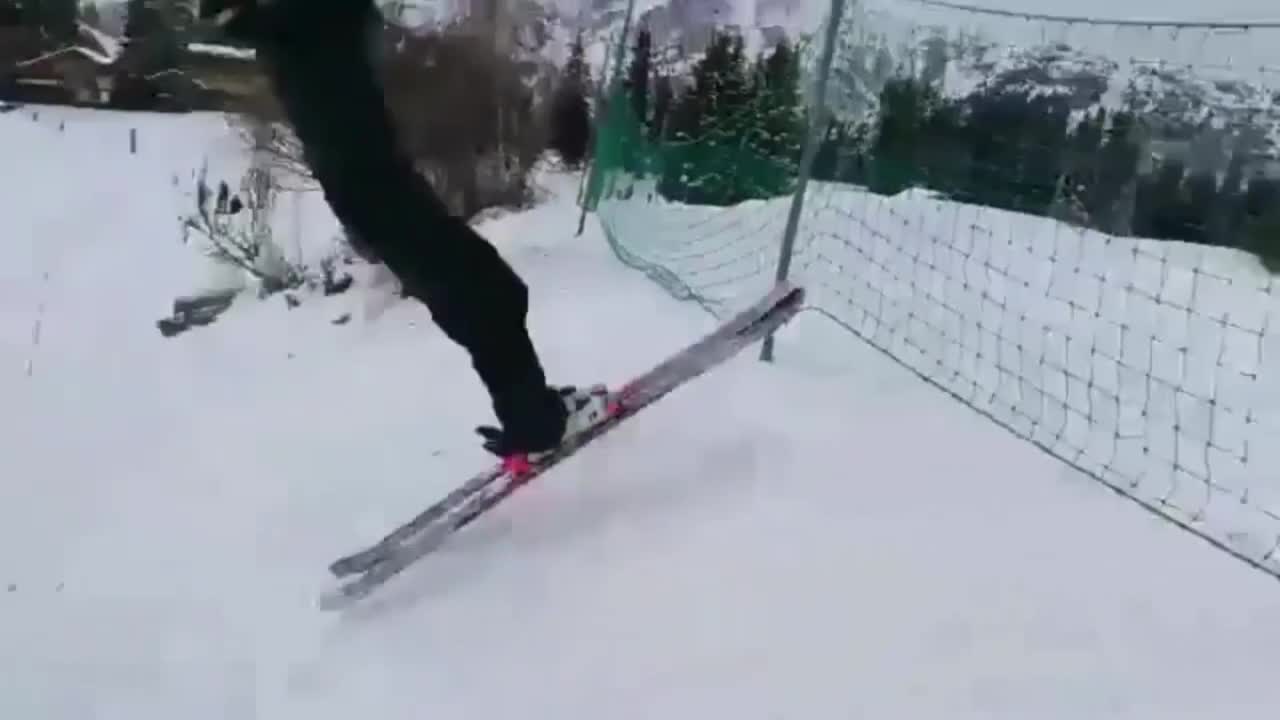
476, 384, 612, 474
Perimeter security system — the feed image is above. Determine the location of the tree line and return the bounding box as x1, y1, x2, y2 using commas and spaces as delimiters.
1, 0, 81, 41
3, 0, 193, 89
584, 26, 808, 207
592, 25, 1279, 265
2, 1, 184, 51
812, 76, 1279, 264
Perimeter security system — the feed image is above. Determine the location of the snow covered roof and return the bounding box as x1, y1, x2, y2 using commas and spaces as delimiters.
16, 45, 116, 69
11, 20, 124, 69
145, 67, 211, 90
186, 43, 257, 61
77, 21, 123, 62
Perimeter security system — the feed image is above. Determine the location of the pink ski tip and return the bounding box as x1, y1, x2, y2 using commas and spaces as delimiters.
502, 454, 532, 476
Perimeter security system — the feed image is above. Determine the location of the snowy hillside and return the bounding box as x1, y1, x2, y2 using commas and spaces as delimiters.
821, 0, 1280, 159
374, 0, 823, 81
4, 106, 1280, 717
511, 0, 1280, 168
941, 37, 1280, 156
573, 0, 828, 79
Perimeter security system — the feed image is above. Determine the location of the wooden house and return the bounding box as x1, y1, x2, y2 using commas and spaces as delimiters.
1, 21, 120, 105
8, 45, 115, 104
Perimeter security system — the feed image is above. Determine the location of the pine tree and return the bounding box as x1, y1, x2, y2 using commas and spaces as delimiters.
650, 72, 672, 142
124, 0, 157, 39
870, 77, 936, 195
612, 26, 653, 174
1243, 176, 1280, 269
124, 0, 181, 70
81, 2, 102, 28
564, 29, 590, 90
34, 0, 78, 39
548, 31, 592, 167
1020, 93, 1070, 215
625, 27, 651, 130
811, 118, 846, 182
1092, 110, 1141, 234
0, 1, 24, 26
1063, 108, 1103, 220
1148, 158, 1191, 239
1183, 168, 1219, 244
748, 38, 805, 195
660, 29, 753, 204
918, 95, 967, 198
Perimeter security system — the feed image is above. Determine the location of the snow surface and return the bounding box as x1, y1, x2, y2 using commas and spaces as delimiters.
4, 106, 1280, 718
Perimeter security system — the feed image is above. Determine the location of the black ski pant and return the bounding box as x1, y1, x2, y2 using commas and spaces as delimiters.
235, 0, 565, 448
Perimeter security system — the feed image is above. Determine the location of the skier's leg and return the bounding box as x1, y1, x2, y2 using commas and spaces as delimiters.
222, 0, 571, 451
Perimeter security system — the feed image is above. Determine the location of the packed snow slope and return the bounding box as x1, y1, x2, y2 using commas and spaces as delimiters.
4, 106, 1280, 719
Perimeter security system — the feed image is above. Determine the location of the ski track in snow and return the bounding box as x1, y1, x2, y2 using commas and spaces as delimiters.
2, 106, 1280, 718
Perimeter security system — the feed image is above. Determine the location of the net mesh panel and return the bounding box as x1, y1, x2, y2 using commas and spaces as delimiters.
588, 0, 1280, 577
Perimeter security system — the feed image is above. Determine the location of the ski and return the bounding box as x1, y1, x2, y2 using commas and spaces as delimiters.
325, 281, 804, 580
317, 281, 805, 611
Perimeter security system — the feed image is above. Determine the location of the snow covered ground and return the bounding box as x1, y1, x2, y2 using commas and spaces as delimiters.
4, 106, 1280, 718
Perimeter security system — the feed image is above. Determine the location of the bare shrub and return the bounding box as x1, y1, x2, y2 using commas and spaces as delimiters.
180, 159, 303, 294
226, 21, 548, 224
223, 91, 317, 193
380, 25, 547, 220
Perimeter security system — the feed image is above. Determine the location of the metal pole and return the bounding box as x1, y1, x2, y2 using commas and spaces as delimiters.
576, 0, 639, 236
760, 0, 849, 362
574, 36, 613, 234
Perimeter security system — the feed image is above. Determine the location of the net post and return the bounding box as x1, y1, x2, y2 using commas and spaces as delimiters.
761, 0, 850, 362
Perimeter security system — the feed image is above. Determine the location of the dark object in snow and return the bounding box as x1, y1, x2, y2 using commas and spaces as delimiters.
323, 272, 353, 296
156, 289, 238, 337
319, 256, 354, 296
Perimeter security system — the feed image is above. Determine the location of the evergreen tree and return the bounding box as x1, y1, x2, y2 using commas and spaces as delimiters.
613, 26, 652, 173
81, 2, 101, 28
0, 0, 23, 26
1183, 168, 1219, 244
124, 0, 180, 71
1020, 93, 1070, 215
870, 77, 939, 195
1209, 140, 1250, 246
660, 29, 753, 204
567, 30, 590, 91
650, 71, 672, 142
963, 88, 1025, 209
745, 38, 805, 196
1243, 176, 1280, 269
917, 94, 967, 198
812, 119, 874, 186
1135, 158, 1190, 241
548, 31, 592, 167
810, 117, 846, 182
124, 0, 157, 39
26, 0, 78, 39
625, 27, 651, 130
1061, 108, 1104, 221
1091, 110, 1141, 234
